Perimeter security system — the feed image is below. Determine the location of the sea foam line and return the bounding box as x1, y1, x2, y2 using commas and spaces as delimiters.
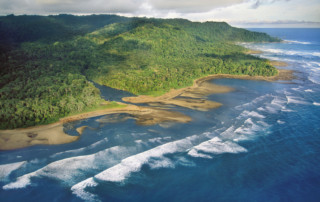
284, 40, 311, 45
286, 95, 310, 105
3, 136, 179, 190
2, 143, 144, 190
71, 135, 199, 200
257, 47, 320, 58
313, 102, 320, 106
0, 161, 27, 181
93, 135, 198, 182
50, 138, 109, 158
188, 137, 247, 159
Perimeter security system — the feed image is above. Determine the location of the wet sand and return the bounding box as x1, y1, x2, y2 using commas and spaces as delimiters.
245, 50, 263, 54
0, 123, 79, 150
269, 60, 289, 67
123, 76, 233, 111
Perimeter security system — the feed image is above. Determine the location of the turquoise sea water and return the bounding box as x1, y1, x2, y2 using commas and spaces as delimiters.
1, 28, 320, 202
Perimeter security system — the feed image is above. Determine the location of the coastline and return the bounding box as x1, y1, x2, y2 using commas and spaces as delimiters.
0, 104, 191, 150
122, 69, 294, 106
0, 69, 293, 151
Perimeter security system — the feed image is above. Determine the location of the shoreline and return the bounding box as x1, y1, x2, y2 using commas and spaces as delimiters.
0, 69, 293, 151
0, 104, 191, 150
122, 69, 294, 106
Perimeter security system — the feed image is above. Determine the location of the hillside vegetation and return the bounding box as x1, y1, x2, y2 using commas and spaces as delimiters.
0, 15, 280, 129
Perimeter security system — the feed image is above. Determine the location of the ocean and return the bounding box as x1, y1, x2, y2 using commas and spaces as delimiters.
1, 28, 319, 202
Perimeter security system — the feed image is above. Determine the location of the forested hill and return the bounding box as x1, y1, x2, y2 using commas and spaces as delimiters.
0, 15, 280, 129
0, 14, 129, 45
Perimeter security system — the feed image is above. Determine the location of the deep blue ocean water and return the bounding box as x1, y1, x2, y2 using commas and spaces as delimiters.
1, 28, 320, 202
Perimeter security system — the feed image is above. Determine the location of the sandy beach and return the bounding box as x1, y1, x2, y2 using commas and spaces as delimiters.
0, 104, 191, 150
0, 69, 293, 150
0, 123, 79, 150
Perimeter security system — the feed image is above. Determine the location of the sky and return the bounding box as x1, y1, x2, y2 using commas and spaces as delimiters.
0, 0, 319, 28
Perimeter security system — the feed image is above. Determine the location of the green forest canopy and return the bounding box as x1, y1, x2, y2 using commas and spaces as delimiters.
0, 15, 280, 129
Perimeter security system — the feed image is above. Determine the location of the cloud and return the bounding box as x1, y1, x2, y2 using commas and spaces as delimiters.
147, 0, 245, 13
250, 0, 290, 9
229, 20, 320, 28
0, 0, 145, 15
0, 0, 318, 28
0, 0, 295, 15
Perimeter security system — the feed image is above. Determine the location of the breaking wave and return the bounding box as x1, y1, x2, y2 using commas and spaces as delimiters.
313, 102, 320, 106
259, 48, 320, 58
284, 40, 311, 45
0, 161, 26, 181
188, 137, 247, 159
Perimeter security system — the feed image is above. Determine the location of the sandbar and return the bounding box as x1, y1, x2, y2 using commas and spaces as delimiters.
0, 123, 78, 150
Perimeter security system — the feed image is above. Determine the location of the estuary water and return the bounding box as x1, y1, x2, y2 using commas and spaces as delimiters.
1, 28, 320, 202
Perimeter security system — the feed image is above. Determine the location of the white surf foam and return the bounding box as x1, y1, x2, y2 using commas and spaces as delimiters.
277, 120, 285, 124
188, 137, 247, 159
281, 108, 295, 112
260, 48, 320, 58
3, 143, 144, 190
0, 161, 26, 181
313, 102, 320, 106
3, 173, 33, 190
93, 135, 198, 182
262, 96, 287, 114
187, 149, 212, 159
148, 157, 175, 169
286, 95, 309, 105
4, 135, 182, 190
50, 138, 109, 158
284, 40, 311, 45
292, 87, 302, 92
3, 154, 96, 190
219, 126, 236, 140
238, 110, 266, 119
135, 140, 143, 143
71, 135, 201, 200
71, 177, 99, 202
304, 89, 314, 92
174, 156, 196, 167
308, 76, 320, 85
257, 120, 270, 127
149, 137, 164, 143
234, 119, 262, 136
235, 94, 271, 110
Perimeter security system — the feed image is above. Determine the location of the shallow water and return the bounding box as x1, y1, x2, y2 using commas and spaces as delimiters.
1, 28, 320, 202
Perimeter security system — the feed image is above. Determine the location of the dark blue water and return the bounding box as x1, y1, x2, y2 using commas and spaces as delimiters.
1, 29, 320, 202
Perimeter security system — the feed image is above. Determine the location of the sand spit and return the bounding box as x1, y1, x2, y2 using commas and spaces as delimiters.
76, 126, 88, 135
0, 123, 78, 150
96, 107, 191, 126
245, 49, 263, 54
123, 78, 233, 111
269, 61, 289, 67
